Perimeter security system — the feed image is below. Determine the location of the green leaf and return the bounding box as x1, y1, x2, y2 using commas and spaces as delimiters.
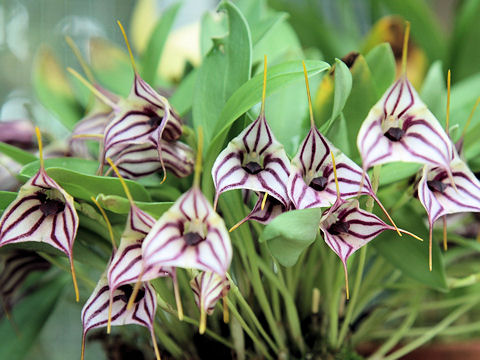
320, 58, 352, 134
0, 276, 67, 360
33, 46, 82, 130
0, 191, 17, 212
0, 142, 37, 165
364, 43, 396, 98
260, 208, 322, 267
141, 3, 182, 84
201, 59, 330, 199
170, 68, 197, 116
19, 158, 150, 202
96, 194, 172, 218
378, 162, 421, 186
372, 204, 448, 292
193, 1, 252, 141
420, 61, 446, 122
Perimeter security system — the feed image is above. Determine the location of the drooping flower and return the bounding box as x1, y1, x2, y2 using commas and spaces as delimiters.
0, 128, 80, 301
100, 159, 182, 327
190, 271, 230, 334
0, 250, 50, 314
356, 23, 455, 173
319, 153, 421, 298
142, 129, 232, 278
81, 273, 160, 360
211, 56, 291, 211
106, 141, 194, 179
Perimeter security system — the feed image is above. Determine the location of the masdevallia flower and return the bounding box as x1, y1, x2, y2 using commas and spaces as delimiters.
417, 154, 480, 270
106, 140, 194, 180
81, 273, 160, 360
190, 271, 230, 334
212, 56, 291, 210
143, 129, 232, 277
320, 153, 421, 298
0, 128, 80, 301
357, 23, 455, 173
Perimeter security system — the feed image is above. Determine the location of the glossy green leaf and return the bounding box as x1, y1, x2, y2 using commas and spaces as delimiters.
0, 276, 67, 360
420, 61, 446, 122
372, 204, 448, 292
0, 142, 37, 165
201, 59, 330, 199
170, 68, 197, 116
364, 43, 396, 98
320, 58, 352, 134
260, 208, 322, 267
378, 162, 421, 186
33, 46, 82, 130
96, 194, 172, 218
19, 158, 150, 202
193, 1, 252, 141
0, 191, 17, 212
141, 2, 181, 84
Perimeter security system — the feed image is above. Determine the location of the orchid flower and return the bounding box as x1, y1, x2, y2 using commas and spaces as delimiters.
289, 62, 399, 232
190, 271, 230, 334
212, 56, 291, 212
0, 250, 50, 314
320, 153, 422, 298
68, 22, 183, 181
357, 23, 455, 175
0, 128, 80, 301
81, 273, 160, 360
142, 129, 232, 278
107, 141, 194, 179
99, 158, 182, 329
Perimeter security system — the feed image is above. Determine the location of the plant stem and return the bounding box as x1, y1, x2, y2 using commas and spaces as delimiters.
382, 299, 478, 360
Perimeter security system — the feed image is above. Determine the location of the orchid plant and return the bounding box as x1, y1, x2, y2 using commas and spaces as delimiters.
2, 1, 480, 360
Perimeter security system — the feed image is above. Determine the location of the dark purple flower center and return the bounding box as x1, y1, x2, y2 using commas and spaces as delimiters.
118, 284, 145, 304
309, 176, 328, 192
148, 114, 163, 129
328, 221, 350, 235
36, 192, 65, 216
184, 232, 205, 246
243, 161, 263, 175
384, 127, 405, 142
427, 180, 447, 193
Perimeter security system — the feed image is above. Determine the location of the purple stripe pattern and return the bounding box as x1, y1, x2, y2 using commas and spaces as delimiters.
0, 250, 50, 310
70, 110, 113, 157
417, 154, 480, 227
81, 272, 156, 335
212, 114, 291, 208
142, 187, 232, 276
357, 76, 455, 171
240, 192, 291, 226
289, 127, 375, 209
0, 169, 79, 264
190, 271, 230, 315
108, 205, 172, 293
320, 199, 395, 270
107, 141, 194, 179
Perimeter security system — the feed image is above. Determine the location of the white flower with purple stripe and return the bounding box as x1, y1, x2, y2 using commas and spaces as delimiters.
190, 271, 230, 315
289, 126, 377, 209
212, 113, 291, 209
142, 187, 232, 277
357, 76, 455, 171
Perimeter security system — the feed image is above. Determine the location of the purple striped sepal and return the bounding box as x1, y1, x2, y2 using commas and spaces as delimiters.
108, 205, 172, 294
81, 273, 157, 351
70, 110, 113, 157
0, 169, 79, 268
212, 114, 291, 208
190, 271, 230, 315
142, 187, 233, 276
289, 127, 376, 209
107, 140, 194, 180
417, 155, 480, 226
103, 75, 182, 164
319, 199, 395, 272
357, 76, 455, 171
0, 250, 50, 312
